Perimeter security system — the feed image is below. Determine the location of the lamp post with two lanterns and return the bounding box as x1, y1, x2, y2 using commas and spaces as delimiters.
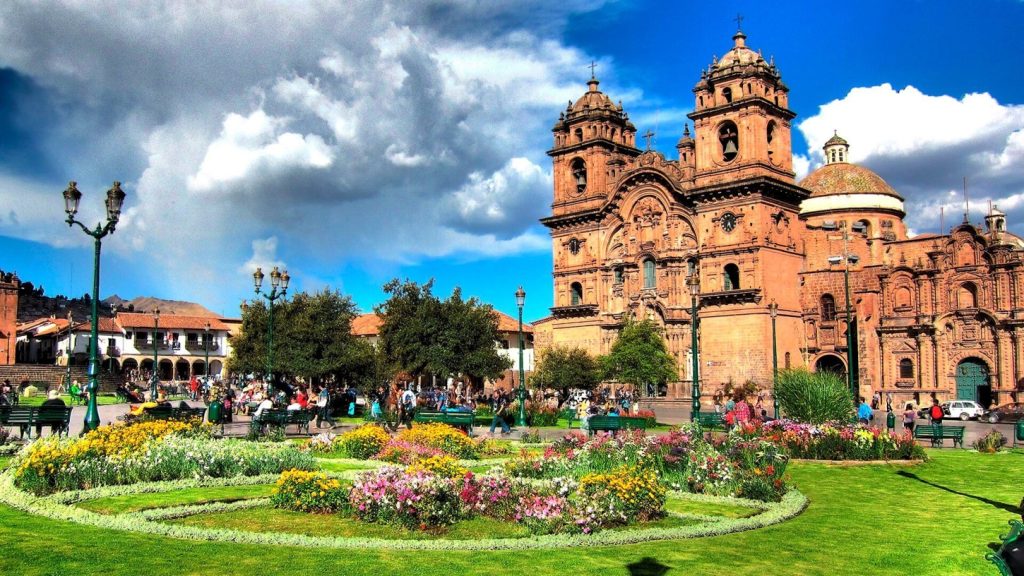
514, 286, 527, 428
688, 273, 701, 422
150, 308, 160, 400
829, 231, 860, 403
61, 181, 126, 432
253, 266, 289, 390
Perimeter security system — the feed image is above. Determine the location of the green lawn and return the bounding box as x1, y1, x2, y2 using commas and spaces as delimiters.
17, 393, 122, 407
0, 450, 1020, 574
77, 484, 275, 514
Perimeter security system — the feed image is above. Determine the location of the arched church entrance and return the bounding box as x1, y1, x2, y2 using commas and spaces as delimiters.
814, 354, 846, 376
956, 358, 991, 406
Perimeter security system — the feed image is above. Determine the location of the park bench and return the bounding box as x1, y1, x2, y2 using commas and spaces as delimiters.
560, 408, 577, 429
0, 406, 73, 439
986, 519, 1024, 575
696, 412, 726, 430
414, 410, 475, 435
619, 416, 650, 431
141, 406, 207, 422
250, 409, 315, 435
913, 423, 965, 448
586, 415, 622, 435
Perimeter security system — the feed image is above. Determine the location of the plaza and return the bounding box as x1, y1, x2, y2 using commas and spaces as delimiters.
1, 2, 1024, 575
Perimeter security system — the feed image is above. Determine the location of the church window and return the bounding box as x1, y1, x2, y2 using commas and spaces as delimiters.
894, 286, 912, 310
570, 282, 583, 306
699, 96, 704, 108
687, 259, 697, 276
643, 259, 656, 289
830, 150, 836, 163
719, 121, 739, 162
838, 150, 845, 162
568, 238, 581, 255
614, 267, 623, 284
784, 352, 791, 369
723, 264, 740, 291
957, 282, 978, 308
575, 128, 583, 143
766, 121, 776, 158
571, 159, 587, 194
899, 359, 914, 379
821, 294, 837, 321
723, 87, 733, 103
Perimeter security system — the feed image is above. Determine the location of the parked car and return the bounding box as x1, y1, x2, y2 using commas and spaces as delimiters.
986, 402, 1024, 424
916, 401, 986, 421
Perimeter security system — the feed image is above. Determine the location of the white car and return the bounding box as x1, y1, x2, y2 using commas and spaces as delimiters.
945, 400, 986, 421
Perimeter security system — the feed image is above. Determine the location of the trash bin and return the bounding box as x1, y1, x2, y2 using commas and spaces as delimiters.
208, 400, 223, 424
1016, 419, 1024, 447
886, 411, 896, 431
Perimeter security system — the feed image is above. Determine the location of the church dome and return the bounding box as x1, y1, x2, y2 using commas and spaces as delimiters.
570, 77, 619, 114
714, 31, 762, 69
800, 162, 903, 200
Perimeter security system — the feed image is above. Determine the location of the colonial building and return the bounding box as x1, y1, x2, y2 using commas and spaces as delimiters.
0, 272, 17, 366
533, 28, 1024, 408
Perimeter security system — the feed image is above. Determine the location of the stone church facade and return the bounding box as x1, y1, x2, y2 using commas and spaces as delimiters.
532, 29, 1024, 408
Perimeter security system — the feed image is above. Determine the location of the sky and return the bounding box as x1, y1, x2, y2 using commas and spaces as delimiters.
0, 0, 1023, 323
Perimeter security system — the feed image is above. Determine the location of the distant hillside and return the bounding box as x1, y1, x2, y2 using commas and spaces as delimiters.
103, 295, 219, 317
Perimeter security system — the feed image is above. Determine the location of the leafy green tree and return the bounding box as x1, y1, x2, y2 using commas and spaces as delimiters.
600, 318, 677, 392
228, 289, 369, 385
530, 345, 601, 407
376, 279, 511, 385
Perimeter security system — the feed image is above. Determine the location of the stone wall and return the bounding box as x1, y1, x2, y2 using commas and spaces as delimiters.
0, 364, 119, 393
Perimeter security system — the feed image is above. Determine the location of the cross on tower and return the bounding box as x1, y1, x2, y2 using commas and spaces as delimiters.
734, 13, 744, 30
588, 60, 597, 79
643, 129, 655, 151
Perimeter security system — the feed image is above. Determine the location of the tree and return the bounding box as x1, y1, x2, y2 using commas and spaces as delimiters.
531, 345, 601, 407
228, 289, 371, 385
376, 279, 511, 385
600, 318, 677, 394
774, 368, 853, 423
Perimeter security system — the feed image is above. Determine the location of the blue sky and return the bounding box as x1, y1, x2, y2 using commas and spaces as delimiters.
1, 0, 1022, 322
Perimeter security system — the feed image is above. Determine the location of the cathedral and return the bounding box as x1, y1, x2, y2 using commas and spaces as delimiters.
532, 28, 1024, 409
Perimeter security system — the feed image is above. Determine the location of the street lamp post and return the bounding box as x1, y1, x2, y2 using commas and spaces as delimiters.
253, 266, 289, 391
769, 300, 780, 419
688, 273, 701, 422
151, 308, 160, 400
65, 311, 74, 391
61, 181, 126, 432
204, 321, 211, 382
830, 231, 860, 404
515, 286, 527, 428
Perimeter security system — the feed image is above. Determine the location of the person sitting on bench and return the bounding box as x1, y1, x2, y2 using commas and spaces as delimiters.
36, 390, 67, 437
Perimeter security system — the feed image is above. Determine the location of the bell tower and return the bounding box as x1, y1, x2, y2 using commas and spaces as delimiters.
689, 28, 795, 186
548, 75, 640, 216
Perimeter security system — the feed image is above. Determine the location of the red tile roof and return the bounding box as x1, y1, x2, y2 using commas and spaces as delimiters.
116, 312, 230, 331
75, 318, 124, 334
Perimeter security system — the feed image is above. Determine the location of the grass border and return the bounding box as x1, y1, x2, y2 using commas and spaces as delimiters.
0, 470, 807, 551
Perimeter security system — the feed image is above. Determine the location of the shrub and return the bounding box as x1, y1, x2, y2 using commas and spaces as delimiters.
374, 440, 444, 465
350, 466, 464, 529
397, 423, 478, 459
774, 368, 853, 424
634, 409, 657, 427
685, 449, 735, 496
271, 469, 349, 513
405, 455, 468, 479
527, 402, 560, 427
334, 424, 391, 459
578, 465, 665, 522
520, 429, 543, 444
973, 430, 1007, 453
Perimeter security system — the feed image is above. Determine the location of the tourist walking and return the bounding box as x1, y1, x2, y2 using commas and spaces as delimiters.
903, 403, 916, 435
489, 391, 510, 435
315, 386, 336, 429
928, 398, 944, 425
399, 384, 417, 430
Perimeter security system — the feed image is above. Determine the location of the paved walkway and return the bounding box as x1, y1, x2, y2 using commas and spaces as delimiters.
33, 401, 1022, 449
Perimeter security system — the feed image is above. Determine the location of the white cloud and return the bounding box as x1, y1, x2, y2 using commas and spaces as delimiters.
443, 157, 551, 236
797, 84, 1024, 234
241, 236, 285, 276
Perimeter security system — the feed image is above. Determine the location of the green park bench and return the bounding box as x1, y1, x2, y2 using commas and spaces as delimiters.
586, 415, 622, 435
250, 409, 314, 435
696, 412, 726, 430
619, 416, 651, 431
414, 410, 475, 435
142, 406, 208, 423
0, 406, 73, 439
560, 408, 577, 429
913, 423, 965, 448
986, 519, 1024, 575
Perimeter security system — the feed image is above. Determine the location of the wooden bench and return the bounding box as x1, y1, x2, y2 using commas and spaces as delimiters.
696, 412, 726, 430
986, 519, 1024, 575
0, 406, 73, 439
913, 423, 965, 448
414, 410, 475, 435
251, 409, 315, 435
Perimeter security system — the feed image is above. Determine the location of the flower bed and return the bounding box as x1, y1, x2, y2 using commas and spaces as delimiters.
272, 469, 348, 513
751, 420, 926, 461
12, 420, 314, 495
